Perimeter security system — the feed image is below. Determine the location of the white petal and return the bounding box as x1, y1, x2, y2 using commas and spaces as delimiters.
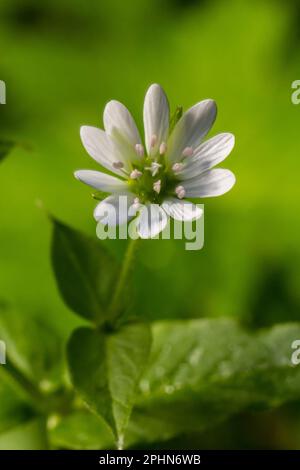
162, 198, 203, 221
168, 99, 217, 163
80, 126, 128, 175
179, 133, 235, 179
94, 194, 135, 226
143, 84, 169, 155
136, 204, 168, 238
74, 170, 127, 192
183, 169, 236, 198
103, 100, 141, 146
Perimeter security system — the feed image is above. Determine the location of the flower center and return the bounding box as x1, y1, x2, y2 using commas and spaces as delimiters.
128, 152, 178, 204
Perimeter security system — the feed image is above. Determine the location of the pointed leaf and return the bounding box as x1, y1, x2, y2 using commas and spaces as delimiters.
51, 219, 118, 323
0, 418, 48, 450
132, 319, 300, 444
49, 410, 114, 450
67, 323, 151, 446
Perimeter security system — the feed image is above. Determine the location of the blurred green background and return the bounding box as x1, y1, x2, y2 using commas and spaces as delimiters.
1, 0, 300, 449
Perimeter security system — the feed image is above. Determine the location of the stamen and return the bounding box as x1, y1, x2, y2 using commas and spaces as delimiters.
150, 134, 157, 148
172, 162, 184, 173
130, 169, 143, 179
135, 143, 144, 157
175, 185, 186, 199
133, 197, 141, 210
145, 162, 162, 177
153, 180, 161, 194
182, 146, 194, 158
159, 142, 167, 155
112, 161, 124, 169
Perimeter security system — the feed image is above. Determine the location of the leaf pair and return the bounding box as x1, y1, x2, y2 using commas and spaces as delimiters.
51, 220, 151, 447
50, 318, 300, 449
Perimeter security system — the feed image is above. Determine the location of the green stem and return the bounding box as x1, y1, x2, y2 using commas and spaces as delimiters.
108, 237, 140, 321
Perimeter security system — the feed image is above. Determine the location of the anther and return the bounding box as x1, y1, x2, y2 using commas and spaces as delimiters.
182, 146, 194, 158
150, 134, 157, 148
113, 161, 124, 169
172, 163, 184, 173
159, 142, 167, 155
153, 180, 161, 194
135, 143, 144, 157
133, 197, 141, 209
175, 185, 186, 199
130, 169, 143, 179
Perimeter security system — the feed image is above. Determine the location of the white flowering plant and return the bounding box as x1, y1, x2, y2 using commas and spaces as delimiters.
75, 84, 235, 238
1, 93, 300, 451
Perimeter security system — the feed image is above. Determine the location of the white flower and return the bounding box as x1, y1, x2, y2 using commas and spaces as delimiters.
75, 84, 236, 238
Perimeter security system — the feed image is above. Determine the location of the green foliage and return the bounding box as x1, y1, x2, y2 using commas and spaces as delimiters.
0, 382, 35, 435
0, 418, 48, 450
2, 268, 300, 449
67, 323, 151, 447
51, 220, 151, 446
50, 410, 114, 450
1, 0, 300, 449
2, 217, 300, 449
0, 302, 65, 389
46, 319, 300, 449
132, 319, 300, 444
51, 219, 119, 324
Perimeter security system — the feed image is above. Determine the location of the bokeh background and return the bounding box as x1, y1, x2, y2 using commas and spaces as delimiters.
1, 0, 300, 449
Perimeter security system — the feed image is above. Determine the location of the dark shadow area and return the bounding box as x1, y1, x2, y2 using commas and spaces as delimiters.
247, 256, 300, 328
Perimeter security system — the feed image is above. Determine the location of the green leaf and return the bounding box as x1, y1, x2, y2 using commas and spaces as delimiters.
49, 410, 114, 450
0, 139, 14, 163
51, 219, 118, 324
67, 323, 151, 447
0, 302, 65, 389
131, 319, 300, 445
0, 418, 48, 450
0, 381, 35, 435
45, 320, 300, 450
